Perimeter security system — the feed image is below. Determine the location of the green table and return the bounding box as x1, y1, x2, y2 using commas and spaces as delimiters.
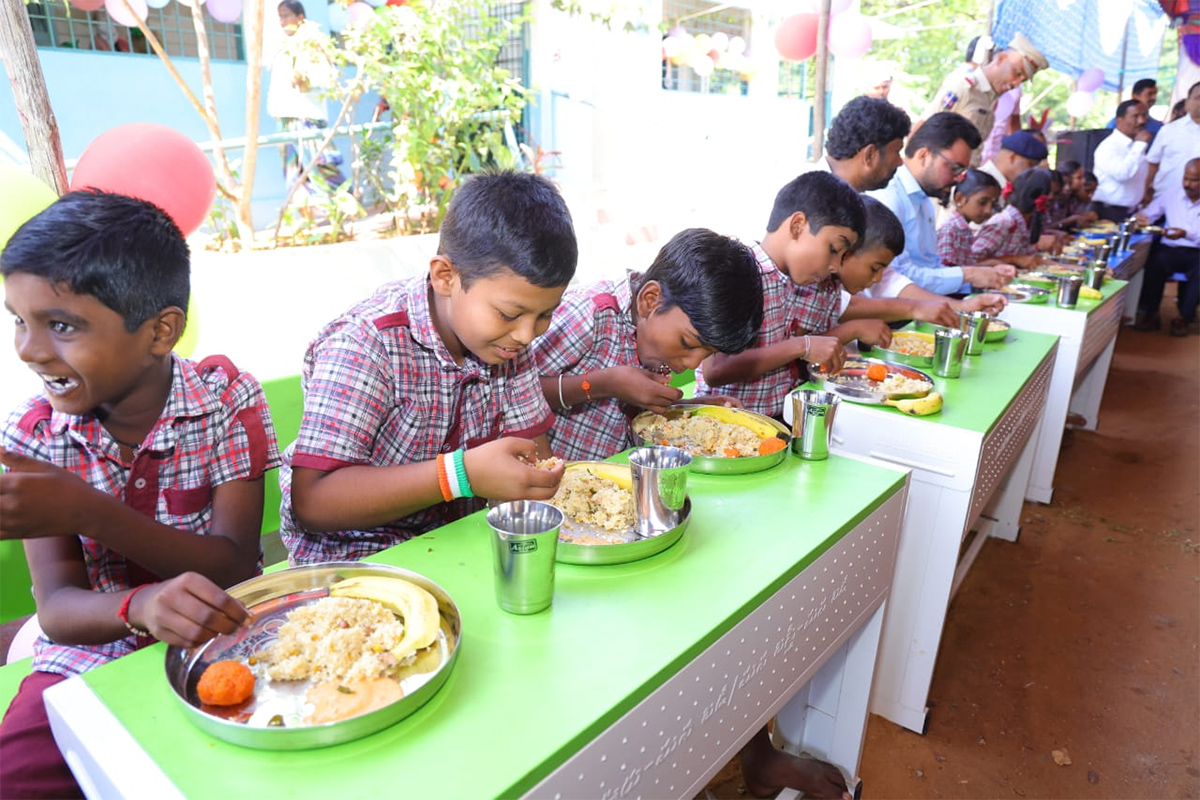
44, 455, 907, 799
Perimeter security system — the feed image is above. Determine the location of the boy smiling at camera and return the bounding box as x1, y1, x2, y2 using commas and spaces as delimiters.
528, 227, 764, 462
281, 171, 579, 565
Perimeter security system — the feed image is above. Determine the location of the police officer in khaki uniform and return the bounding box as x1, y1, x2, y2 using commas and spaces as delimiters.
921, 33, 1049, 166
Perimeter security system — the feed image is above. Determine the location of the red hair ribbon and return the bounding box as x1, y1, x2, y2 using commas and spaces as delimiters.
1002, 182, 1014, 198
1034, 194, 1051, 212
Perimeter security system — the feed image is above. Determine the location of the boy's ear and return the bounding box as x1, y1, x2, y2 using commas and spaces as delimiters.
636, 280, 664, 318
428, 255, 459, 297
861, 143, 879, 168
788, 211, 809, 240
150, 307, 185, 356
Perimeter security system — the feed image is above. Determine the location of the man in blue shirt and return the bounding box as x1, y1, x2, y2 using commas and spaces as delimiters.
868, 112, 1016, 294
1106, 79, 1162, 139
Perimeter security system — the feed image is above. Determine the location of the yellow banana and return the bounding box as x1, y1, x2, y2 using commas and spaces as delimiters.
884, 392, 943, 416
689, 405, 779, 439
567, 461, 633, 491
1079, 286, 1102, 300
330, 576, 441, 662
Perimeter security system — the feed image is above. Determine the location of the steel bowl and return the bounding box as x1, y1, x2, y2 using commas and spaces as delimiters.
871, 330, 935, 368
165, 563, 461, 750
629, 406, 790, 475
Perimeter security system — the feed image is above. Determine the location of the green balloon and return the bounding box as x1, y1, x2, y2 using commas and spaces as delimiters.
0, 164, 58, 254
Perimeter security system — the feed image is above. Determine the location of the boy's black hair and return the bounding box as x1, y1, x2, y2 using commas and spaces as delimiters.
826, 96, 912, 160
765, 171, 866, 241
641, 228, 764, 355
437, 170, 577, 289
957, 167, 1001, 199
0, 190, 189, 332
1010, 167, 1055, 242
855, 197, 905, 256
1131, 78, 1156, 96
1116, 98, 1143, 120
904, 111, 982, 158
279, 0, 305, 15
1082, 171, 1098, 183
1058, 159, 1082, 175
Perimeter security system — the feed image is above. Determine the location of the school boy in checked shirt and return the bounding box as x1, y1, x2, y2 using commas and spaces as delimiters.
527, 228, 763, 462
694, 172, 866, 418
0, 192, 281, 798
281, 172, 577, 565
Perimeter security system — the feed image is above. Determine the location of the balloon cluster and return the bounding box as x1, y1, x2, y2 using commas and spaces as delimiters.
662, 26, 753, 80
78, 0, 245, 25
1067, 68, 1104, 118
774, 0, 874, 63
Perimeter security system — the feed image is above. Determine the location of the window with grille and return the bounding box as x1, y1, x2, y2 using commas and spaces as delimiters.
661, 1, 751, 95
25, 2, 243, 60
778, 60, 817, 100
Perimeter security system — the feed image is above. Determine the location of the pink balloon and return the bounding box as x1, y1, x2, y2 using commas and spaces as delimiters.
104, 0, 146, 27
775, 13, 819, 63
206, 0, 242, 23
71, 0, 106, 11
1076, 67, 1105, 92
347, 2, 374, 27
830, 0, 854, 14
71, 123, 217, 237
828, 12, 873, 58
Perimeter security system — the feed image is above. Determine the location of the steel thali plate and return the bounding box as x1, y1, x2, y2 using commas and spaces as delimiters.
629, 405, 790, 475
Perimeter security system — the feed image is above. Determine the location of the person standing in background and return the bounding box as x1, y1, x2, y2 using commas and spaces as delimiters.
268, 0, 346, 198
1142, 81, 1200, 207
1106, 78, 1162, 140
1092, 99, 1151, 222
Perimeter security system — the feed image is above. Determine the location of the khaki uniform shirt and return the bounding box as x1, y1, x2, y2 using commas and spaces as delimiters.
924, 66, 998, 166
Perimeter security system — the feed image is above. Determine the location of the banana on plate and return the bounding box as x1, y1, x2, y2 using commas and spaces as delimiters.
883, 392, 944, 416
331, 577, 441, 662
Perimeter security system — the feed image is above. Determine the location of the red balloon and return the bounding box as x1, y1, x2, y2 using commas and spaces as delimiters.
70, 123, 216, 237
775, 13, 819, 63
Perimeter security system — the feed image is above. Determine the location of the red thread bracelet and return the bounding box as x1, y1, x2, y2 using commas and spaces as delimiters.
118, 584, 153, 638
580, 378, 593, 403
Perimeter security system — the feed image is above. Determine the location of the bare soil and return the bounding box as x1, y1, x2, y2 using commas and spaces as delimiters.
702, 290, 1200, 799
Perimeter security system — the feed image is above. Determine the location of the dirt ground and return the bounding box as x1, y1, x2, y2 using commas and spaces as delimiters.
701, 289, 1200, 800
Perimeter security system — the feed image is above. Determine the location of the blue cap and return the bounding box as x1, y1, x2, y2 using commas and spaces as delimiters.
1001, 130, 1048, 161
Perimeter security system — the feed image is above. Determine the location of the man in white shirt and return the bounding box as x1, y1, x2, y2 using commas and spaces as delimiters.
1142, 81, 1200, 206
1092, 99, 1151, 222
1133, 158, 1200, 336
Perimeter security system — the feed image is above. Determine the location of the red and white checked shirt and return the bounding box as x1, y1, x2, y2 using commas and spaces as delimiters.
527, 276, 641, 461
280, 277, 555, 565
694, 243, 840, 418
0, 355, 280, 677
970, 204, 1037, 262
938, 209, 975, 266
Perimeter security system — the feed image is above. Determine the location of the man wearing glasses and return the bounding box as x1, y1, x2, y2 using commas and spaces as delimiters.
868, 112, 1017, 294
919, 32, 1048, 166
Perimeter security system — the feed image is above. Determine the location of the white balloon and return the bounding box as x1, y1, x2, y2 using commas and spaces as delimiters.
662, 36, 682, 59
145, 0, 170, 8
728, 35, 746, 56
176, 0, 206, 7
692, 54, 715, 78
1065, 90, 1094, 118
326, 0, 347, 32
709, 32, 729, 53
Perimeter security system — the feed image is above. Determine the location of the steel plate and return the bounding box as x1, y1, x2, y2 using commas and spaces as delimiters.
817, 357, 934, 405
872, 330, 935, 368
629, 405, 790, 475
914, 319, 1009, 343
165, 563, 461, 750
556, 489, 691, 566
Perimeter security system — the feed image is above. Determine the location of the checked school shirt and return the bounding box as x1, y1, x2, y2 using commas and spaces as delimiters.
0, 354, 280, 677
970, 204, 1037, 262
938, 208, 976, 266
280, 276, 555, 565
694, 243, 841, 419
526, 275, 642, 461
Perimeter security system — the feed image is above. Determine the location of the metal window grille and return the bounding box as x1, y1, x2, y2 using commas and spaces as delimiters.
25, 2, 243, 60
777, 60, 816, 99
661, 1, 750, 95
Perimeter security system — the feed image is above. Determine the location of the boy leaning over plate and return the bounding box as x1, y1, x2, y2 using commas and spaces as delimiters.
527, 227, 763, 462
0, 191, 281, 797
280, 171, 578, 565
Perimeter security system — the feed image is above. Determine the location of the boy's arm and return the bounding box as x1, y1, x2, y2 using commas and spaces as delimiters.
0, 450, 262, 589
540, 367, 683, 416
700, 338, 809, 387
821, 319, 893, 348
843, 293, 961, 328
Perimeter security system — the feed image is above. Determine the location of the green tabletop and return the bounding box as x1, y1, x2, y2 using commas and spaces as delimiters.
81, 455, 905, 798
830, 328, 1059, 435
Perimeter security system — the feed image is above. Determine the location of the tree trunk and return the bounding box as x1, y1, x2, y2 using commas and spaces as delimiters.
188, 1, 234, 185
811, 0, 832, 162
0, 0, 67, 193
239, 0, 266, 242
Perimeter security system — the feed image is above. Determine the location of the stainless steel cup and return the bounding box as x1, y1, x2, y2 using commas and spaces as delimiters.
789, 389, 840, 460
486, 500, 562, 615
933, 328, 968, 378
957, 310, 991, 356
628, 446, 691, 536
1056, 275, 1083, 308
1096, 243, 1111, 266
1084, 263, 1106, 290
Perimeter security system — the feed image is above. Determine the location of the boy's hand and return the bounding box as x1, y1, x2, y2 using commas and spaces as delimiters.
961, 293, 1008, 316
962, 266, 1012, 289
0, 449, 95, 540
804, 336, 845, 374
464, 438, 565, 503
690, 395, 743, 409
912, 300, 959, 328
606, 366, 684, 415
850, 320, 892, 349
133, 573, 250, 649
